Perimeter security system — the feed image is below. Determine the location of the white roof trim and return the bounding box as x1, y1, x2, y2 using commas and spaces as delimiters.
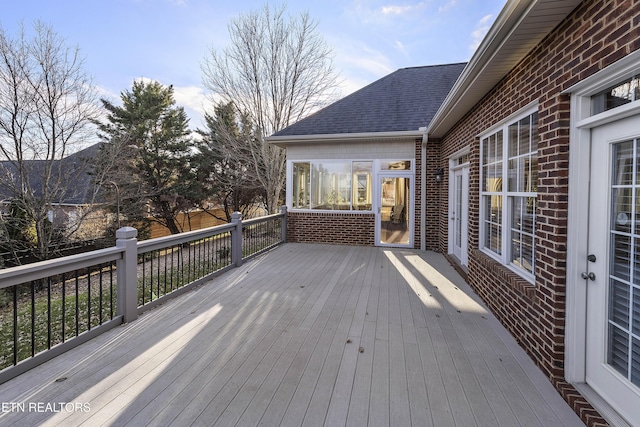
267, 130, 426, 147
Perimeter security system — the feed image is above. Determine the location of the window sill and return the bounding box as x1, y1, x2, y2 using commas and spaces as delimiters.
472, 249, 537, 302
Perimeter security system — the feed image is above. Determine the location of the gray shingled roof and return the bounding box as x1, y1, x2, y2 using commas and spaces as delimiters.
0, 143, 102, 205
272, 62, 466, 137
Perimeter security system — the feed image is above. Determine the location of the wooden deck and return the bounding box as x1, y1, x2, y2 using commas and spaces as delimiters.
0, 243, 583, 426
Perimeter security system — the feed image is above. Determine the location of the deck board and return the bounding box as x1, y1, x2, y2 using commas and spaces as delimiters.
0, 244, 583, 426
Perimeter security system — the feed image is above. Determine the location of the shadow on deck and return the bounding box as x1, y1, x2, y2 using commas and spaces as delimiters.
0, 243, 582, 426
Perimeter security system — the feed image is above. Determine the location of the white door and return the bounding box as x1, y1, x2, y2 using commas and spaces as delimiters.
451, 166, 469, 265
377, 175, 413, 247
586, 114, 640, 426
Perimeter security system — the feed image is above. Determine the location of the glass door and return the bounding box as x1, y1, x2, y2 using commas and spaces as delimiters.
377, 175, 412, 246
586, 114, 640, 426
451, 166, 469, 265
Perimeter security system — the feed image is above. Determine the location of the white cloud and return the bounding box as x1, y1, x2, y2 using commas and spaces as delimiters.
172, 85, 212, 129
438, 0, 458, 13
381, 5, 412, 15
326, 36, 396, 97
395, 40, 407, 56
380, 2, 428, 17
469, 14, 494, 53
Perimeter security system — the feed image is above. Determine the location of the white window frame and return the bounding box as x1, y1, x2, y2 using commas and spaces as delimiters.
287, 159, 375, 213
287, 159, 414, 213
479, 102, 539, 283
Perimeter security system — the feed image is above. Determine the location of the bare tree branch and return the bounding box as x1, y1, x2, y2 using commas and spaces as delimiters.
0, 21, 100, 262
201, 4, 339, 213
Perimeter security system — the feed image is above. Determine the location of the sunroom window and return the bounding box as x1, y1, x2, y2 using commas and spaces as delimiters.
480, 109, 538, 279
292, 161, 372, 211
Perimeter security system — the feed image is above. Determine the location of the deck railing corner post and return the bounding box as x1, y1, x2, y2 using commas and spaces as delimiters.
116, 226, 139, 323
280, 205, 287, 243
231, 212, 243, 267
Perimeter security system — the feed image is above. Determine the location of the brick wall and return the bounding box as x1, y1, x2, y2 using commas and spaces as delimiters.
435, 1, 640, 424
414, 139, 423, 249
287, 211, 375, 246
424, 138, 444, 251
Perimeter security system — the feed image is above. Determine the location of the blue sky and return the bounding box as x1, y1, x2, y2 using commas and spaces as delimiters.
1, 0, 506, 130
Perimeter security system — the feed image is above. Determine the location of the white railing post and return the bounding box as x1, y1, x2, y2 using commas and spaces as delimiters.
280, 205, 287, 243
231, 212, 243, 267
116, 226, 138, 323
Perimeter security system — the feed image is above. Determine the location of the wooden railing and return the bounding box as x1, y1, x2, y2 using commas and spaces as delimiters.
0, 207, 287, 384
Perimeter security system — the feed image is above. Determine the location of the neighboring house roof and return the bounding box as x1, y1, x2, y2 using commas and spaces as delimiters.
427, 0, 583, 138
269, 62, 466, 142
0, 142, 102, 205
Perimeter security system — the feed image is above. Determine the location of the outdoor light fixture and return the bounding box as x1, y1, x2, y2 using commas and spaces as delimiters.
435, 168, 444, 183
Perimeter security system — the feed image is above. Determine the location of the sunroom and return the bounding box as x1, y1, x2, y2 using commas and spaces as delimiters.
268, 63, 466, 249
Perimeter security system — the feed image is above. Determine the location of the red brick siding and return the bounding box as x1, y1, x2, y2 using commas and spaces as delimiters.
287, 211, 375, 246
424, 138, 443, 251
414, 139, 422, 249
434, 0, 639, 424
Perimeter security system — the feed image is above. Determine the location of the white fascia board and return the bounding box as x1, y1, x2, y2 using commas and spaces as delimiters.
266, 130, 425, 147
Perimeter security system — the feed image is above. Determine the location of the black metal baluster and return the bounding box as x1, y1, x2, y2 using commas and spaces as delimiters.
188, 241, 192, 282
75, 271, 79, 337
75, 270, 80, 336
99, 264, 104, 325
31, 281, 35, 357
110, 263, 114, 319
170, 245, 175, 291
150, 252, 154, 302
142, 254, 146, 305
87, 266, 92, 331
47, 277, 52, 349
13, 284, 18, 366
156, 250, 160, 299
164, 248, 168, 295
61, 272, 66, 342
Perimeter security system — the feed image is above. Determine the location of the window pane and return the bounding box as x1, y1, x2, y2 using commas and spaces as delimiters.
609, 279, 630, 329
508, 122, 518, 158
352, 161, 372, 210
519, 116, 531, 156
495, 131, 503, 162
292, 163, 310, 208
484, 195, 502, 255
510, 196, 535, 274
592, 76, 640, 115
529, 155, 538, 192
608, 323, 629, 378
311, 162, 351, 210
613, 141, 634, 186
612, 188, 633, 233
380, 160, 411, 170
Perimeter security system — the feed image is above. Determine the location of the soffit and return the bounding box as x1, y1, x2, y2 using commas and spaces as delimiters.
427, 0, 583, 138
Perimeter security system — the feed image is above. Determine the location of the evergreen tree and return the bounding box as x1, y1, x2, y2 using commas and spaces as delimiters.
94, 80, 194, 236
194, 102, 262, 222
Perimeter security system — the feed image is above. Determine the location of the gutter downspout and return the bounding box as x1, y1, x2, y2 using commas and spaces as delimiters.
419, 127, 428, 251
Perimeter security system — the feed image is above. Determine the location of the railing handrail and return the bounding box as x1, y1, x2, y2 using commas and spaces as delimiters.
0, 246, 124, 290
137, 222, 236, 254
0, 210, 288, 290
243, 211, 285, 226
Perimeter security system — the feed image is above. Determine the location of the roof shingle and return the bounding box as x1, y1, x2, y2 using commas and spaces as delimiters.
272, 62, 466, 137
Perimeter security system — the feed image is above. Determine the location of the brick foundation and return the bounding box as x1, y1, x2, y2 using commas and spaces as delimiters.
287, 211, 375, 246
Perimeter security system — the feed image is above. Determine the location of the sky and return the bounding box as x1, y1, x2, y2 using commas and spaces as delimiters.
0, 0, 506, 131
